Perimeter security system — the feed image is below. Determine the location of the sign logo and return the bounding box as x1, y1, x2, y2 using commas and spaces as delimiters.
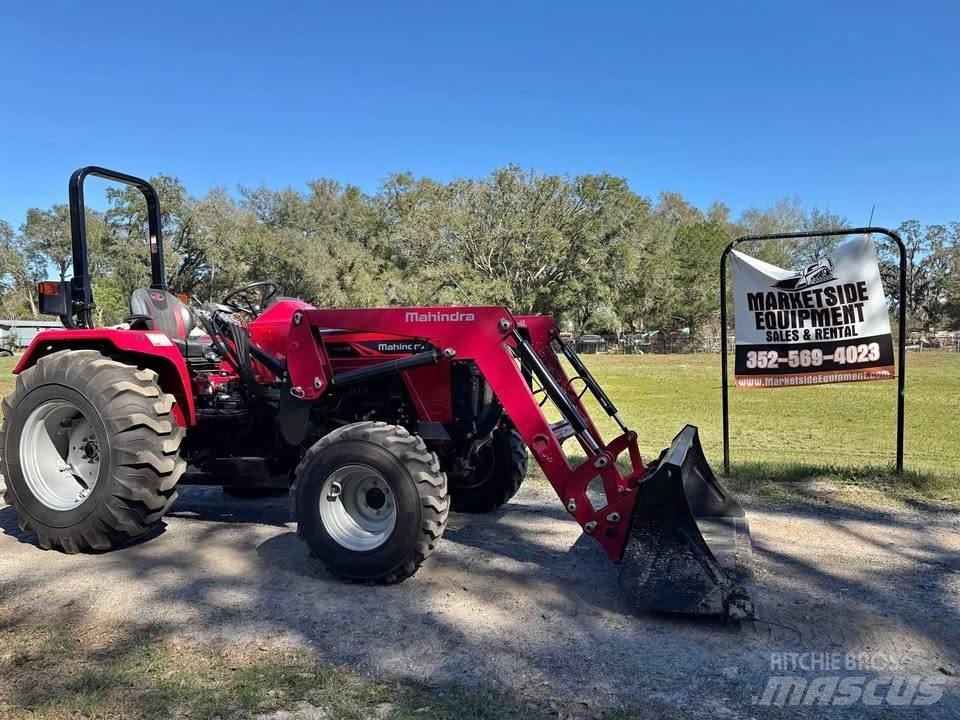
773, 258, 835, 290
150, 292, 166, 303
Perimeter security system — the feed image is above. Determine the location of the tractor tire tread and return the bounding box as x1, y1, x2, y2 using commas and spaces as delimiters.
0, 349, 184, 553
293, 421, 448, 584
450, 426, 528, 513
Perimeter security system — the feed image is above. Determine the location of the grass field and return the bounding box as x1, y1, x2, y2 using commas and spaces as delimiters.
1, 351, 957, 502
559, 351, 960, 503
1, 623, 597, 720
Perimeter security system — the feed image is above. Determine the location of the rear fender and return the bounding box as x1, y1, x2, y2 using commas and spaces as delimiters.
14, 329, 196, 425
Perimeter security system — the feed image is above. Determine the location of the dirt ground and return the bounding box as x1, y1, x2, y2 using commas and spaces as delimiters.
1, 477, 958, 719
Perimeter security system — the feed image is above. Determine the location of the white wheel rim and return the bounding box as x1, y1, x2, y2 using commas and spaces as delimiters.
319, 464, 397, 551
19, 399, 100, 511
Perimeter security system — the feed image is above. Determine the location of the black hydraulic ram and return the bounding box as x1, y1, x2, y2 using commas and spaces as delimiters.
555, 338, 629, 434
511, 330, 601, 453
332, 350, 440, 387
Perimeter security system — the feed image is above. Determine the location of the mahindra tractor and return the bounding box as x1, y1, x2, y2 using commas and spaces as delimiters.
0, 168, 754, 617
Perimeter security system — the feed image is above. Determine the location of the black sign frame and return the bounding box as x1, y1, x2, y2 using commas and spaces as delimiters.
719, 227, 907, 476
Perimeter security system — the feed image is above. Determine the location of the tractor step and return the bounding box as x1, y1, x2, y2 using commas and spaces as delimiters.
550, 420, 575, 444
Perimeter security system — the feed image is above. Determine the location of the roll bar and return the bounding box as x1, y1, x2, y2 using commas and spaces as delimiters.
68, 166, 166, 327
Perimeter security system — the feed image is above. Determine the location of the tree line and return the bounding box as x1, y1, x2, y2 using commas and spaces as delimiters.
1, 165, 957, 336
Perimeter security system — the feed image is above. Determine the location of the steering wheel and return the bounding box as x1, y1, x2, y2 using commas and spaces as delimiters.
221, 281, 279, 318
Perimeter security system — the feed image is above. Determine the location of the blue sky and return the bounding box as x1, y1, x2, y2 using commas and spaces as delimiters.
1, 1, 957, 229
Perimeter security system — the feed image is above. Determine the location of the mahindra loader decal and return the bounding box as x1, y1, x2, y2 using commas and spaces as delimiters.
731, 236, 894, 389
405, 310, 477, 322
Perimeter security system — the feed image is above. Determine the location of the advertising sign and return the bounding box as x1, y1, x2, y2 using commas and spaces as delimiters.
731, 236, 894, 388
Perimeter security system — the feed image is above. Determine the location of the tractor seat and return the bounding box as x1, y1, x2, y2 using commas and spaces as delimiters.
128, 288, 212, 358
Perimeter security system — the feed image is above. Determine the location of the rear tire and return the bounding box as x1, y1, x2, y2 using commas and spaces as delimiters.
449, 426, 528, 513
0, 350, 185, 553
293, 421, 448, 583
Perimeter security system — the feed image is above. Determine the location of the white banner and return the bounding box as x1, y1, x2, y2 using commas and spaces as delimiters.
731, 236, 894, 389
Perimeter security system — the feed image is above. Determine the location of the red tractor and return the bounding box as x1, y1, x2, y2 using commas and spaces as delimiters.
0, 168, 753, 617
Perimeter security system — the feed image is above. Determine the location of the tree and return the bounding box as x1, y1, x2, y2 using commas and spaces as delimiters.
21, 205, 73, 282
376, 172, 468, 306
616, 192, 700, 332
239, 179, 386, 306
735, 200, 848, 268
0, 219, 48, 318
794, 207, 849, 264
1, 165, 955, 337
91, 276, 130, 326
881, 221, 956, 331
736, 197, 806, 267
942, 223, 960, 329
672, 220, 733, 331
104, 175, 194, 296
377, 166, 649, 329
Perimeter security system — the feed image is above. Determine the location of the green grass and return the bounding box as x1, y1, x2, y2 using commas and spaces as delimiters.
0, 622, 653, 720
2, 351, 957, 503
0, 355, 17, 397
560, 352, 960, 504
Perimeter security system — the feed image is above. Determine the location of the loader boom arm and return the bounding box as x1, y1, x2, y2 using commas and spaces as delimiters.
293, 306, 647, 561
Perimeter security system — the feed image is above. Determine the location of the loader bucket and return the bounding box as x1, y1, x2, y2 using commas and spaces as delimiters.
618, 425, 755, 619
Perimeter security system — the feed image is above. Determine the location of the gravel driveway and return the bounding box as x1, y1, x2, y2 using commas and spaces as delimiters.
1, 478, 958, 719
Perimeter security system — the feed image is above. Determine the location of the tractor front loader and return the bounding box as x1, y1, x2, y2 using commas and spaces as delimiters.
0, 167, 753, 618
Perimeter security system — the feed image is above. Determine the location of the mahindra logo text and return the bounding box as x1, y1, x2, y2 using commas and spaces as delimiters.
377, 342, 424, 352
405, 311, 476, 322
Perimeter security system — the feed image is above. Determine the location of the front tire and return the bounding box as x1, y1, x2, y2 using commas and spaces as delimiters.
0, 350, 185, 553
293, 421, 448, 583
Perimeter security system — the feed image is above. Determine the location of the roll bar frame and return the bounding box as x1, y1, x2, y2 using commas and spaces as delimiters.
68, 166, 166, 327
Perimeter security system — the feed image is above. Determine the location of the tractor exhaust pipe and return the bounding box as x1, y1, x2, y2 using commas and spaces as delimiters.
618, 425, 755, 619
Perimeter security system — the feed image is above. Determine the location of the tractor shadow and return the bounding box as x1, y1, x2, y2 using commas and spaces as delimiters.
0, 482, 284, 552
3, 479, 960, 715
0, 502, 171, 551
165, 485, 292, 526
215, 485, 960, 709
253, 484, 649, 619
0, 503, 32, 545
